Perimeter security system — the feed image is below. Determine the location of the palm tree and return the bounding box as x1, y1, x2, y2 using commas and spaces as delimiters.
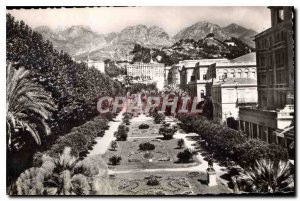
6, 63, 55, 150
11, 147, 111, 195
239, 159, 294, 193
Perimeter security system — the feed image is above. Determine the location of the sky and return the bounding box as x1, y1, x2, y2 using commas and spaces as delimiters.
7, 7, 271, 36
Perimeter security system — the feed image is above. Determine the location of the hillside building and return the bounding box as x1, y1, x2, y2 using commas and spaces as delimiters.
126, 62, 166, 90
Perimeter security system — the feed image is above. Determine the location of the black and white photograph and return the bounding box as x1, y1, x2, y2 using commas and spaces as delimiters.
4, 4, 295, 196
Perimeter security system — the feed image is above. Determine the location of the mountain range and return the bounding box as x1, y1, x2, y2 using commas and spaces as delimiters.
34, 21, 257, 61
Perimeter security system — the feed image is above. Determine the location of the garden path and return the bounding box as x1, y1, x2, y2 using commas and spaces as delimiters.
87, 111, 124, 156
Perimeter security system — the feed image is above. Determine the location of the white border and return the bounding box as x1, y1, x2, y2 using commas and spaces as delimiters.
1, 0, 299, 200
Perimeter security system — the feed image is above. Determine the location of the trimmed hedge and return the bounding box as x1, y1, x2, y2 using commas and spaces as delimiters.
176, 113, 288, 167
33, 116, 109, 166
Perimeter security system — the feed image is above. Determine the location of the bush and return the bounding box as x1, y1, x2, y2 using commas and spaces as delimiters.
177, 139, 184, 149
109, 155, 122, 165
145, 175, 160, 186
115, 125, 128, 141
153, 113, 165, 124
176, 113, 289, 168
122, 112, 132, 125
139, 142, 155, 150
177, 148, 195, 163
139, 123, 150, 129
159, 123, 178, 140
110, 140, 118, 151
32, 116, 109, 165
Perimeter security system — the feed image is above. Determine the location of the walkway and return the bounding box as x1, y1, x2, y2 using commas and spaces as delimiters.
87, 111, 124, 156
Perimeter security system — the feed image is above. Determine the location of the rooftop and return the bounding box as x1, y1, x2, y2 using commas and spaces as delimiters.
232, 52, 256, 63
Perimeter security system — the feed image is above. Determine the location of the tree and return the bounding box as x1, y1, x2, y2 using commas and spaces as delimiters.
6, 63, 55, 150
10, 147, 112, 195
239, 159, 294, 193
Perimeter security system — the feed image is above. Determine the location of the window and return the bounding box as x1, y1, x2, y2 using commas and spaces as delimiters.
245, 72, 249, 78
252, 72, 256, 79
190, 75, 196, 82
278, 9, 284, 22
237, 72, 242, 78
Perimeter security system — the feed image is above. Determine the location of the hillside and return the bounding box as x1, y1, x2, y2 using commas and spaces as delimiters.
34, 21, 257, 61
174, 21, 257, 48
35, 24, 173, 61
174, 21, 231, 42
223, 23, 257, 47
130, 34, 255, 66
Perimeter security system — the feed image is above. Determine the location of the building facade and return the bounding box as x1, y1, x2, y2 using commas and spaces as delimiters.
212, 78, 257, 125
126, 62, 165, 90
239, 7, 294, 147
86, 56, 105, 73
173, 53, 256, 102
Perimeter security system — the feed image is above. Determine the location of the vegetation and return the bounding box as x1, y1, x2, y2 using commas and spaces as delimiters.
129, 36, 255, 66
110, 140, 118, 151
10, 147, 111, 195
138, 123, 150, 129
177, 139, 185, 149
32, 116, 109, 165
109, 155, 122, 166
6, 63, 56, 151
153, 113, 165, 124
139, 142, 155, 151
6, 13, 124, 184
104, 59, 127, 78
177, 113, 288, 168
122, 112, 132, 125
238, 159, 294, 193
145, 175, 160, 186
177, 148, 195, 163
159, 123, 178, 140
114, 125, 128, 141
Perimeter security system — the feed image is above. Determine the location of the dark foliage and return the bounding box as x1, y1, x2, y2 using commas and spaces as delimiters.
176, 113, 288, 167
139, 142, 155, 151
138, 123, 150, 129
114, 125, 128, 141
177, 148, 195, 163
109, 155, 122, 166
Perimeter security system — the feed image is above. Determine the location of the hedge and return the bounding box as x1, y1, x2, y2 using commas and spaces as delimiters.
33, 115, 109, 166
176, 113, 288, 167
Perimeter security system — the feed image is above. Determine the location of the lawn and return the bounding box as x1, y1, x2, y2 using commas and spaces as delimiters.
109, 171, 231, 195
104, 137, 200, 170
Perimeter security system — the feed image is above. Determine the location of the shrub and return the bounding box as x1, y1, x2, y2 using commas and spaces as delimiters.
110, 140, 118, 151
10, 147, 111, 195
32, 116, 109, 165
139, 123, 150, 129
159, 123, 178, 140
177, 148, 195, 163
145, 175, 160, 186
177, 113, 289, 168
177, 139, 185, 149
153, 113, 165, 124
109, 155, 122, 166
115, 125, 128, 141
122, 112, 132, 125
139, 142, 155, 150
